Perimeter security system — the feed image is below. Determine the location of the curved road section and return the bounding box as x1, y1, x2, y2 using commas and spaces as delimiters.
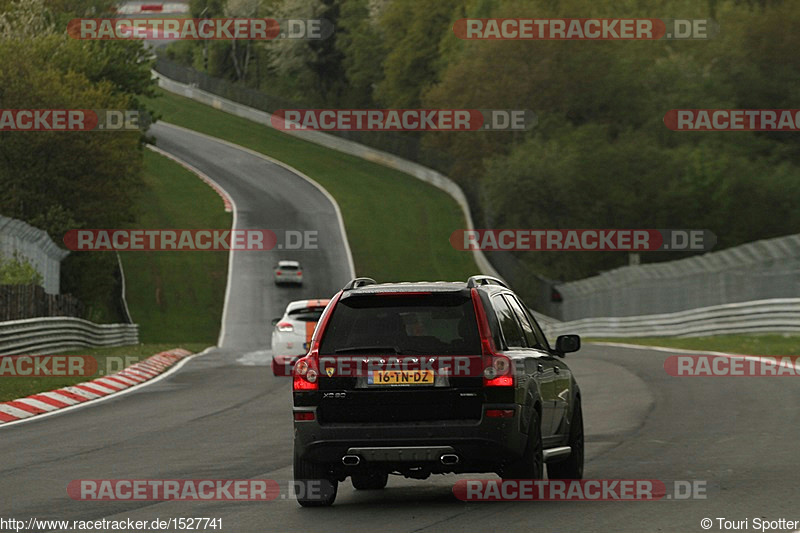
1, 124, 798, 533
147, 123, 353, 350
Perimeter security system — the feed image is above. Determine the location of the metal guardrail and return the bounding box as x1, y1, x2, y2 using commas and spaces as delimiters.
556, 234, 800, 320
0, 317, 139, 356
537, 298, 800, 339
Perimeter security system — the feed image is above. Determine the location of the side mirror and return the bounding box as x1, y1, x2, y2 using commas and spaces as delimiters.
555, 334, 580, 355
271, 318, 280, 326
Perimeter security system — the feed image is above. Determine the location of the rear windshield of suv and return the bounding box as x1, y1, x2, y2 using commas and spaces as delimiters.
319, 293, 481, 356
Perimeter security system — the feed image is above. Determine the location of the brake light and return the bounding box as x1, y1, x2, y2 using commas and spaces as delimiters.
294, 411, 315, 421
276, 270, 282, 275
297, 271, 302, 276
277, 321, 294, 332
471, 288, 513, 387
483, 355, 513, 386
293, 357, 319, 390
293, 291, 342, 392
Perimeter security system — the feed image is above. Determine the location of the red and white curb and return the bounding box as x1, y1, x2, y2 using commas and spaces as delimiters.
0, 348, 192, 425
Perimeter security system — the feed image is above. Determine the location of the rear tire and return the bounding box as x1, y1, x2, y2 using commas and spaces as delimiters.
294, 451, 337, 507
547, 400, 584, 480
502, 410, 544, 479
351, 472, 388, 490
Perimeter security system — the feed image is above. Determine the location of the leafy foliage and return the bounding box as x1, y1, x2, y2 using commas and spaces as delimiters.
161, 0, 800, 281
0, 252, 43, 285
0, 0, 156, 320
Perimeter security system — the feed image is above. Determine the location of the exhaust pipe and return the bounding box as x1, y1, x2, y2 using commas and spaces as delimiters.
440, 454, 460, 465
342, 454, 361, 466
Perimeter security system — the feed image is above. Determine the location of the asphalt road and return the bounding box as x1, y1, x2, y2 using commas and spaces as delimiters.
2, 125, 798, 533
148, 122, 353, 350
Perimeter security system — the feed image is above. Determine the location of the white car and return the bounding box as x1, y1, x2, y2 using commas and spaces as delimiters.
274, 260, 303, 285
271, 298, 330, 376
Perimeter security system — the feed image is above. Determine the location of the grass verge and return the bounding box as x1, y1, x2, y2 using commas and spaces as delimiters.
589, 334, 800, 356
119, 149, 231, 343
0, 343, 208, 403
144, 88, 479, 282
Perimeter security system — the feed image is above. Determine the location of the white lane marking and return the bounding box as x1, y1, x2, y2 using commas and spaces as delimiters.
591, 341, 800, 372
147, 141, 239, 348
591, 341, 740, 356
0, 347, 214, 429
0, 404, 36, 419
37, 391, 79, 406
13, 398, 59, 412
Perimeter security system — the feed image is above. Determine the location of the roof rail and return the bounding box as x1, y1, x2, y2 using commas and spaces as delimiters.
343, 277, 377, 290
466, 275, 509, 289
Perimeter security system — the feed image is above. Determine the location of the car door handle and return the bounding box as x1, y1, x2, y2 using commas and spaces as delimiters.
553, 366, 560, 374
537, 363, 544, 373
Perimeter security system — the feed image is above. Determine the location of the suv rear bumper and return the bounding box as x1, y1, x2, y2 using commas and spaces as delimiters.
293, 404, 527, 473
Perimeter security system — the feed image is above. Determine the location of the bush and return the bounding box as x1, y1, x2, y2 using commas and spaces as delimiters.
0, 252, 43, 285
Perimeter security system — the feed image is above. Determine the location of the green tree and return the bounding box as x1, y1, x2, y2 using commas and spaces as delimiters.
0, 0, 156, 321
375, 0, 464, 108
336, 0, 388, 106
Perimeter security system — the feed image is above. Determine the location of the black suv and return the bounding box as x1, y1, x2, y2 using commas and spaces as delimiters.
292, 276, 583, 506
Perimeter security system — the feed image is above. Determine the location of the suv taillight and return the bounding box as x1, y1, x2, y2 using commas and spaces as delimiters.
277, 321, 294, 332
293, 290, 342, 392
483, 354, 513, 386
471, 288, 514, 387
293, 356, 319, 390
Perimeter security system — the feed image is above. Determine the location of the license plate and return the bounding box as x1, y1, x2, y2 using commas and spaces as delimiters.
369, 370, 434, 385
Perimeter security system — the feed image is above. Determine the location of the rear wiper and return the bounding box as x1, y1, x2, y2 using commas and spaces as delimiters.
334, 346, 401, 355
